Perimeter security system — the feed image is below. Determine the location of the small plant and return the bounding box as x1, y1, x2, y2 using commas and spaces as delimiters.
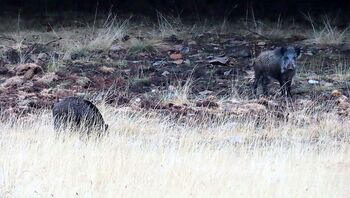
306, 14, 348, 45
156, 12, 183, 38
87, 13, 130, 50
161, 78, 193, 105
113, 60, 128, 68
128, 39, 156, 54
47, 53, 62, 72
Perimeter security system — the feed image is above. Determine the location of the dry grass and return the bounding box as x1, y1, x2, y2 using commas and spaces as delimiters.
306, 15, 348, 45
0, 104, 349, 197
161, 78, 193, 105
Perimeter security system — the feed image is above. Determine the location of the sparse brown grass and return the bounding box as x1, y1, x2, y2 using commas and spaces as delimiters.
0, 103, 349, 197
305, 15, 348, 45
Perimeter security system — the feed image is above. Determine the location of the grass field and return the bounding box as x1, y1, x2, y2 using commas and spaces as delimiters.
0, 106, 349, 198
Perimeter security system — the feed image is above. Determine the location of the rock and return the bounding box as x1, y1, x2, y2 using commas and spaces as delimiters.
173, 59, 184, 65
15, 63, 43, 79
188, 41, 197, 45
54, 88, 75, 98
110, 44, 124, 52
122, 35, 130, 42
28, 81, 49, 92
257, 41, 266, 46
24, 68, 39, 79
175, 45, 190, 53
196, 100, 219, 108
2, 76, 24, 87
0, 67, 9, 75
231, 47, 251, 58
130, 97, 142, 109
163, 35, 182, 44
338, 101, 350, 110
227, 103, 267, 116
243, 103, 267, 113
4, 48, 20, 64
224, 70, 232, 76
99, 66, 115, 74
184, 59, 191, 65
336, 95, 349, 103
162, 71, 170, 76
170, 53, 183, 60
62, 53, 72, 61
0, 57, 6, 67
76, 76, 91, 87
331, 90, 342, 97
209, 56, 229, 65
258, 97, 269, 105
296, 99, 313, 107
152, 60, 167, 67
338, 110, 349, 116
305, 51, 314, 56
199, 90, 213, 95
323, 82, 333, 87
37, 73, 58, 85
308, 79, 319, 85
335, 95, 349, 111
35, 53, 50, 69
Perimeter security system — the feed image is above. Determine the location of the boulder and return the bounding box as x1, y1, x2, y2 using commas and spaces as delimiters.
2, 76, 24, 87
15, 63, 43, 79
99, 66, 115, 74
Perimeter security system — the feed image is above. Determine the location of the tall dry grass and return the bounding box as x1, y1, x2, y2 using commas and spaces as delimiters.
0, 105, 349, 198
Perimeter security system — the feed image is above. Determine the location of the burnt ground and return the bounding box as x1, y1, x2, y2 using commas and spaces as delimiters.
0, 17, 350, 120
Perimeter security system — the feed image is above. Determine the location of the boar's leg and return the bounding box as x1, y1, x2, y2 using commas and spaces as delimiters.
262, 76, 270, 96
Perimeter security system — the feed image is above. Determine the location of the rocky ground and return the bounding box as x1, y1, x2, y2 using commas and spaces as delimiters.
0, 17, 350, 120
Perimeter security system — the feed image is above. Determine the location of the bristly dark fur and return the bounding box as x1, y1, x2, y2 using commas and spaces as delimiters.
52, 97, 108, 136
253, 46, 301, 97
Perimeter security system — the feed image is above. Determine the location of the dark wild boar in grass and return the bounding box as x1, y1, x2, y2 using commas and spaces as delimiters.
253, 46, 301, 97
53, 97, 108, 136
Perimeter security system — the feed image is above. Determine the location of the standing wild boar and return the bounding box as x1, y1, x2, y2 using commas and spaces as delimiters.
253, 46, 301, 97
53, 97, 108, 135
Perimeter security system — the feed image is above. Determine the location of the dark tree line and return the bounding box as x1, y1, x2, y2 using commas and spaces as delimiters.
1, 0, 349, 21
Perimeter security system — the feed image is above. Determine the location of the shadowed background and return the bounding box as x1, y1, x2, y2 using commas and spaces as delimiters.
1, 0, 350, 21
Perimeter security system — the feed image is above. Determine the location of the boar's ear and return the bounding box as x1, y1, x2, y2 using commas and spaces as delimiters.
295, 47, 301, 58
280, 46, 287, 56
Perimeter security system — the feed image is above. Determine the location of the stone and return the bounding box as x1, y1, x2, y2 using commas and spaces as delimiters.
152, 60, 167, 67
162, 71, 170, 76
308, 79, 319, 85
257, 41, 266, 46
170, 53, 183, 60
99, 66, 115, 74
338, 101, 350, 110
15, 63, 43, 79
0, 67, 9, 75
35, 52, 50, 68
110, 44, 124, 52
331, 90, 342, 97
2, 76, 24, 87
231, 47, 251, 58
173, 59, 184, 65
54, 88, 75, 98
38, 73, 59, 85
209, 56, 229, 65
4, 48, 20, 64
76, 76, 91, 87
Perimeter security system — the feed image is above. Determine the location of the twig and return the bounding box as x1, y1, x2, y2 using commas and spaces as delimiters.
44, 37, 62, 46
242, 25, 271, 41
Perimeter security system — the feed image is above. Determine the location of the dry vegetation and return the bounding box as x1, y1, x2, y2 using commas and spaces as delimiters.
0, 12, 350, 197
0, 104, 349, 197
